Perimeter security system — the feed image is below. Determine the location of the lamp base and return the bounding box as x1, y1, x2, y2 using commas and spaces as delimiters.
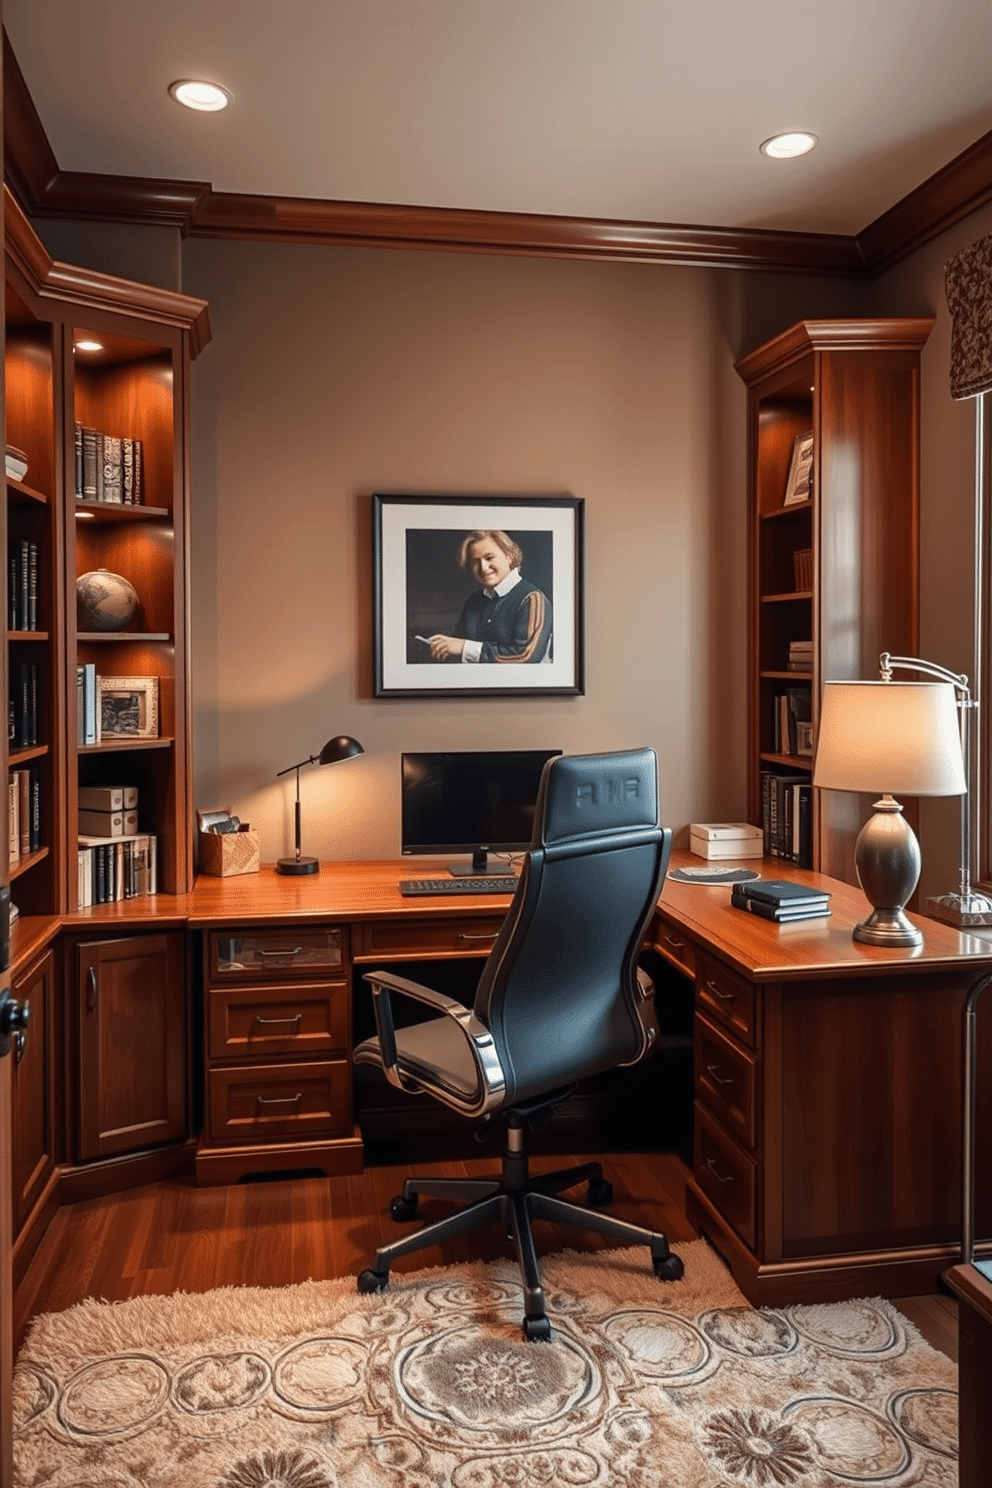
925, 892, 992, 928
854, 907, 924, 948
276, 856, 320, 876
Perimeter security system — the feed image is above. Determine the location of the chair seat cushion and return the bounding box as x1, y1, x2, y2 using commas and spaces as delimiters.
354, 1015, 482, 1103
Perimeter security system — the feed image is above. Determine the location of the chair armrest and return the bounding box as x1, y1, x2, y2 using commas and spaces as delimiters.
361, 968, 507, 1113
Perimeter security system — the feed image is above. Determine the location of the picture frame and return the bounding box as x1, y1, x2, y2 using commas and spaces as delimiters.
98, 674, 160, 739
783, 431, 814, 506
373, 493, 584, 697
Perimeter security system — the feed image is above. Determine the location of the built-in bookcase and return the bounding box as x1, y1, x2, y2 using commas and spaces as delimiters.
3, 188, 210, 913
736, 318, 934, 884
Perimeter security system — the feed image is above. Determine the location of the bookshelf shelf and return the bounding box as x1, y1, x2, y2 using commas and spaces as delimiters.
77, 632, 171, 643
10, 847, 49, 881
736, 317, 933, 881
78, 737, 175, 755
74, 501, 170, 523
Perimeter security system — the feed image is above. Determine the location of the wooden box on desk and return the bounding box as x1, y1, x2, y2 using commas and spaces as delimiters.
199, 829, 260, 877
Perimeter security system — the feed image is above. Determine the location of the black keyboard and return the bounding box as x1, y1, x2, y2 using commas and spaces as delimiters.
399, 876, 519, 896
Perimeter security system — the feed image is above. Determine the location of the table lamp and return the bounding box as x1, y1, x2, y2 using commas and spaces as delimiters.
813, 680, 965, 947
276, 735, 364, 876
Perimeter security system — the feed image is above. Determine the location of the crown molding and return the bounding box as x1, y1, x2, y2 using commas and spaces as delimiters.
5, 27, 992, 277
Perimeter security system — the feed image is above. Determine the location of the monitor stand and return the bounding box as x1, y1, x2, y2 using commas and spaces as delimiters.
449, 849, 505, 877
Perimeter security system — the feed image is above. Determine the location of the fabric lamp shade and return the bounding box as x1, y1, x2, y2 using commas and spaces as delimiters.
813, 681, 966, 798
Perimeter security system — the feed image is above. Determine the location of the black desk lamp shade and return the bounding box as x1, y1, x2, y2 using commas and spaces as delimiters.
276, 735, 364, 875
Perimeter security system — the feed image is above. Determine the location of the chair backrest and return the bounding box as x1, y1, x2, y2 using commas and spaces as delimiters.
474, 747, 672, 1105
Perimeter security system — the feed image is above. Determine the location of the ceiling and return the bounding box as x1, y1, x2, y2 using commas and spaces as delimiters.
4, 0, 992, 268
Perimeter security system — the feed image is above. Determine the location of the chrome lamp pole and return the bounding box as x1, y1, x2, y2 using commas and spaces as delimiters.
879, 652, 992, 926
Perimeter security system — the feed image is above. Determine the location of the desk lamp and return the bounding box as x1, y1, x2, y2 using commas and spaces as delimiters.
813, 679, 965, 947
276, 735, 364, 876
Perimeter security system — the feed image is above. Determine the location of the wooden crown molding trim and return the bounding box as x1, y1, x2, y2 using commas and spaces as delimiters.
4, 17, 992, 278
4, 186, 212, 355
734, 315, 937, 383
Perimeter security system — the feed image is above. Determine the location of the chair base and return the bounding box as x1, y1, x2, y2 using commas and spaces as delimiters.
357, 1115, 684, 1339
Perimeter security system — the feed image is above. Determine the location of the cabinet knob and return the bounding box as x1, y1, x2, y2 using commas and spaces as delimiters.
0, 987, 30, 1058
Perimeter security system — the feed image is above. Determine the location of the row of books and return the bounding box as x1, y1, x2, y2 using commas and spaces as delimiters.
731, 877, 831, 923
791, 547, 813, 591
8, 539, 39, 631
773, 687, 812, 756
77, 833, 157, 905
8, 768, 40, 864
74, 423, 146, 505
760, 771, 813, 868
8, 662, 39, 749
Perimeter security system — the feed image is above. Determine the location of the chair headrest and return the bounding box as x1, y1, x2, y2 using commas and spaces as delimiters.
537, 748, 659, 848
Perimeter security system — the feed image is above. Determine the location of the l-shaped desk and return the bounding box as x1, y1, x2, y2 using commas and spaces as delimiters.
180, 850, 992, 1306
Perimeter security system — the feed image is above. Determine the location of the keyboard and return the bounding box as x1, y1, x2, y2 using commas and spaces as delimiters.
399, 876, 519, 897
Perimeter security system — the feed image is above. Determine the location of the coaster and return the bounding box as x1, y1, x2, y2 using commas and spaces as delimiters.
669, 866, 762, 885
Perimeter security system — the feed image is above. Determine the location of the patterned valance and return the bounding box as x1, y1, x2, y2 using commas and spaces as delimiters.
946, 233, 992, 399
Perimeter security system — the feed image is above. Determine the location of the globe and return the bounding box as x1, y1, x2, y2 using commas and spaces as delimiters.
76, 569, 138, 631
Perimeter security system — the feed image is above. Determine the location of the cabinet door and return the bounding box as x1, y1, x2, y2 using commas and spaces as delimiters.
76, 933, 186, 1159
10, 950, 55, 1234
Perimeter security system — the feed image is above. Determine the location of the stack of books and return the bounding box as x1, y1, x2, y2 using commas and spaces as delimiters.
787, 640, 813, 672
730, 878, 831, 922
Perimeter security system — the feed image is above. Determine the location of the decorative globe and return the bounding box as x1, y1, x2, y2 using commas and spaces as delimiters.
76, 569, 138, 631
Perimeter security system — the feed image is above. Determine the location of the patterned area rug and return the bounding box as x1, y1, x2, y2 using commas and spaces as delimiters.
13, 1240, 958, 1487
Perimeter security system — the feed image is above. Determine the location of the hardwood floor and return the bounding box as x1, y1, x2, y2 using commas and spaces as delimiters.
13, 1150, 957, 1363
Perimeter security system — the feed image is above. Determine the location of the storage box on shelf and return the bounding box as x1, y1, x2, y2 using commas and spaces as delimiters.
735, 318, 932, 882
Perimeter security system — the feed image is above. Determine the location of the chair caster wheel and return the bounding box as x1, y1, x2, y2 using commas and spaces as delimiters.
357, 1268, 389, 1294
523, 1314, 552, 1341
653, 1253, 684, 1282
588, 1177, 613, 1207
390, 1194, 419, 1222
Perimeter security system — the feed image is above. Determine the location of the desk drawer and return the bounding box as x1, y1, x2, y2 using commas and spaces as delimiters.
654, 919, 697, 978
695, 1102, 757, 1250
209, 928, 343, 979
208, 980, 349, 1061
355, 914, 505, 959
207, 1060, 351, 1142
696, 1012, 758, 1149
696, 954, 757, 1047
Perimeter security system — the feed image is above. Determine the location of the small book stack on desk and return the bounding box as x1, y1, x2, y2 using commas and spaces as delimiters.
730, 878, 831, 922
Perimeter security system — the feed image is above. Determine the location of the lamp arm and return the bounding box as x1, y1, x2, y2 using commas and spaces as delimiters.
275, 753, 319, 778
878, 651, 971, 701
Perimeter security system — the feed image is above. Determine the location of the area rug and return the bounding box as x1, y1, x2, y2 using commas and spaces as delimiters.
13, 1239, 958, 1487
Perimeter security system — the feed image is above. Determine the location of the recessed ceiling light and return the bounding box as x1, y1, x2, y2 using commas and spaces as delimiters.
168, 79, 231, 112
759, 132, 818, 160
74, 339, 103, 353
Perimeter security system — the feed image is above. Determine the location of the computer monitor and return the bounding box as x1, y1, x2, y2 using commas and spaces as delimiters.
401, 749, 562, 875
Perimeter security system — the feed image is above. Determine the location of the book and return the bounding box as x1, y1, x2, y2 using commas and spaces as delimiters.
82, 425, 98, 498
8, 777, 18, 864
731, 889, 830, 922
735, 878, 830, 909
30, 769, 40, 852
79, 784, 138, 811
102, 434, 123, 503
17, 768, 30, 857
783, 430, 814, 505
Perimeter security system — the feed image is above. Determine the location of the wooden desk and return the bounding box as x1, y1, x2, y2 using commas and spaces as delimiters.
944, 1263, 992, 1488
653, 855, 992, 1305
188, 856, 992, 1307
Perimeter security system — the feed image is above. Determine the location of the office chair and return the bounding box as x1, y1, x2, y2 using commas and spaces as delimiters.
354, 747, 684, 1339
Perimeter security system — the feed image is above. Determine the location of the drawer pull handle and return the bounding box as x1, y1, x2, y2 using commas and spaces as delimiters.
705, 979, 734, 1001
256, 1093, 302, 1107
458, 932, 499, 942
258, 947, 305, 959
706, 1157, 735, 1185
706, 1063, 734, 1087
87, 966, 98, 1014
254, 1014, 303, 1028
664, 935, 685, 952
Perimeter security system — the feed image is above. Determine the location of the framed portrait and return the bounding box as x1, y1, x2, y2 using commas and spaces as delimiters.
783, 431, 814, 506
98, 675, 160, 739
373, 493, 584, 698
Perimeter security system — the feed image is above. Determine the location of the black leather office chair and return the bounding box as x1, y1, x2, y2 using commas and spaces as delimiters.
354, 747, 684, 1339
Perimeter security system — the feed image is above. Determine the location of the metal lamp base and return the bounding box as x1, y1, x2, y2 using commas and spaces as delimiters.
853, 795, 923, 948
925, 892, 992, 928
276, 856, 320, 876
